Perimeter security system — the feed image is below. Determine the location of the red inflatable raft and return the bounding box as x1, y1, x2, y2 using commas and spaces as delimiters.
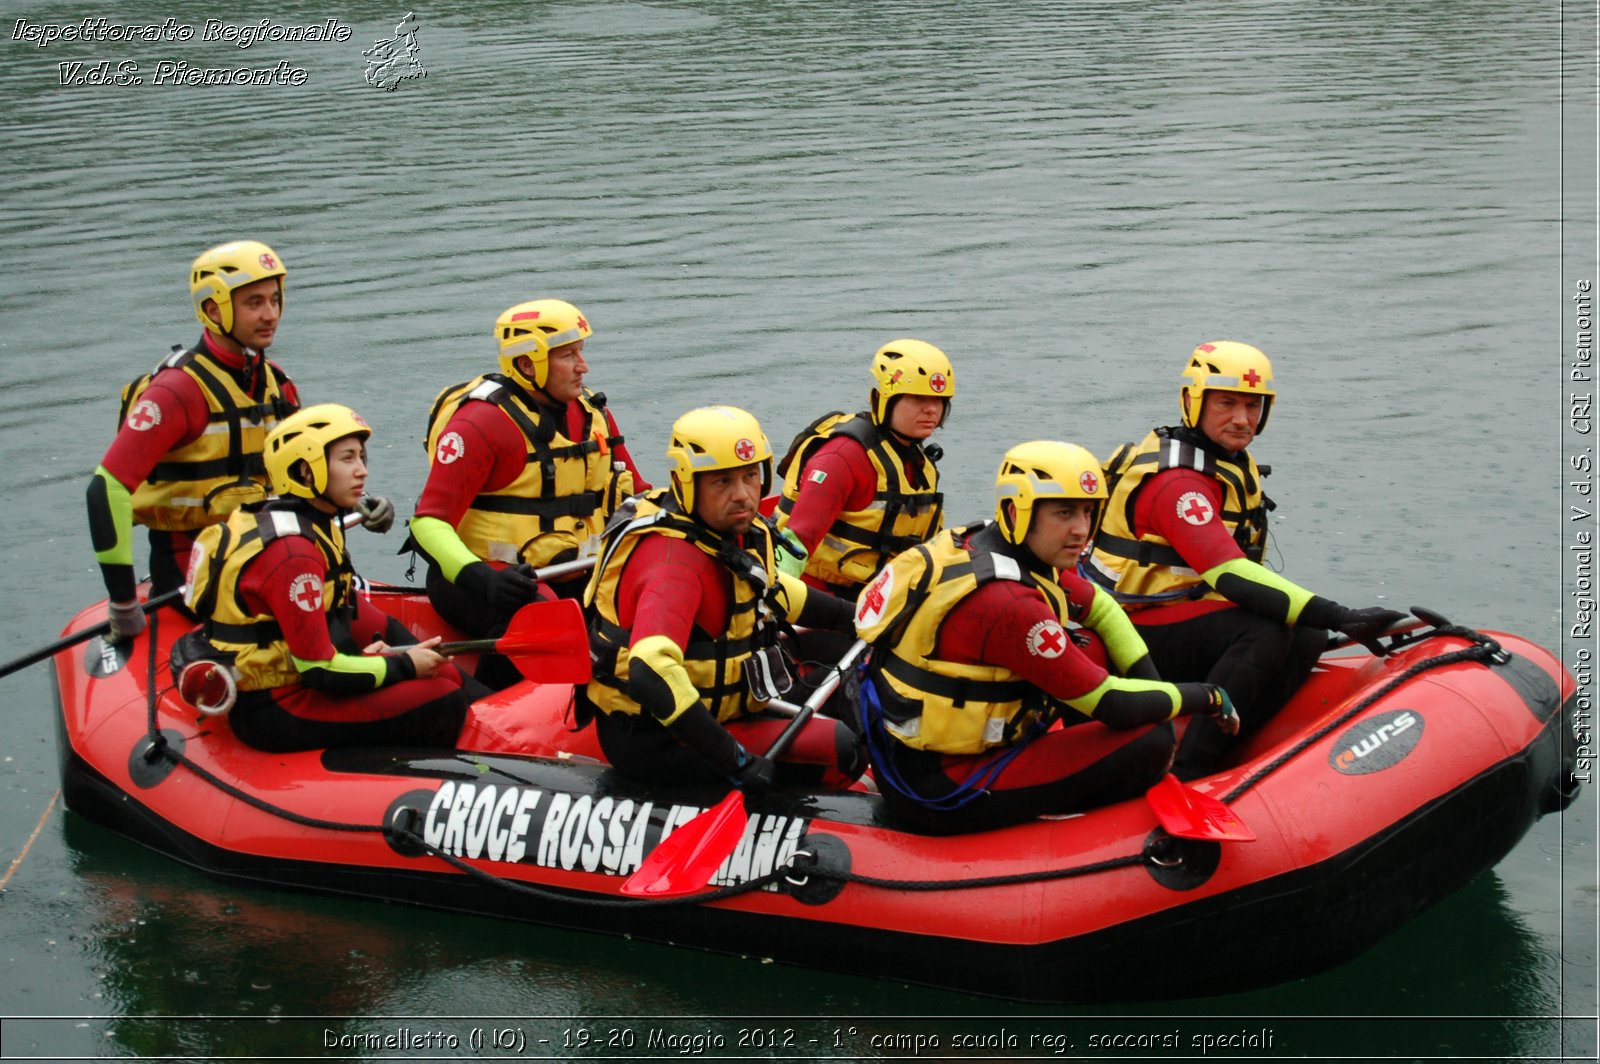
50, 592, 1580, 1002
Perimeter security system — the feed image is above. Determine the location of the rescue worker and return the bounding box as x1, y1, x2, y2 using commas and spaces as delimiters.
408, 299, 649, 689
87, 241, 394, 644
176, 405, 478, 753
853, 441, 1239, 836
1087, 341, 1404, 778
583, 406, 861, 791
775, 339, 953, 599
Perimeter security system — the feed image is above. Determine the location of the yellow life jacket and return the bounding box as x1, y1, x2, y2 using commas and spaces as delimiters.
184, 502, 354, 691
855, 522, 1075, 755
584, 490, 782, 723
120, 344, 296, 532
423, 375, 632, 568
1086, 427, 1271, 605
774, 410, 943, 592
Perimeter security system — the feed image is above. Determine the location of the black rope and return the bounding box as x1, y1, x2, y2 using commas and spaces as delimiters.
1219, 624, 1505, 806
803, 851, 1150, 892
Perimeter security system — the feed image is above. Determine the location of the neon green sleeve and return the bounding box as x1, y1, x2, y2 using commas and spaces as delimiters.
1201, 557, 1318, 624
410, 515, 481, 582
1064, 676, 1182, 722
90, 466, 136, 567
291, 651, 392, 692
1082, 584, 1153, 674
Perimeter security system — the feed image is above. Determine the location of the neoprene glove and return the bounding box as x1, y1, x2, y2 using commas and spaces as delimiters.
458, 561, 538, 612
775, 528, 808, 579
106, 599, 146, 645
1204, 685, 1241, 736
355, 495, 396, 534
1336, 606, 1407, 643
728, 745, 777, 793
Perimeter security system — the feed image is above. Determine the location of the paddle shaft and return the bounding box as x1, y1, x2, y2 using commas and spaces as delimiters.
0, 589, 185, 679
1, 510, 368, 681
759, 638, 868, 762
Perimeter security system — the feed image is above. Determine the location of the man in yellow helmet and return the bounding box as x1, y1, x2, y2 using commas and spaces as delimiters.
853, 441, 1237, 835
775, 339, 953, 599
176, 405, 477, 752
86, 241, 394, 646
408, 299, 649, 688
583, 406, 861, 791
1087, 341, 1403, 778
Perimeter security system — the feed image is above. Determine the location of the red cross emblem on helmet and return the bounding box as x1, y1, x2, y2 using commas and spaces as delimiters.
259, 253, 278, 270
1078, 470, 1099, 494
734, 438, 756, 462
929, 372, 947, 393
1242, 367, 1263, 388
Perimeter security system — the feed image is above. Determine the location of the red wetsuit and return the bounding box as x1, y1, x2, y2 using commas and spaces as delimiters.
781, 435, 933, 592
96, 333, 299, 598
223, 532, 472, 752
598, 534, 853, 783
414, 399, 648, 527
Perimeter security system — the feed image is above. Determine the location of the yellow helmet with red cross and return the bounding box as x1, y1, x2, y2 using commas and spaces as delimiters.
665, 405, 773, 515
1179, 341, 1275, 433
869, 339, 955, 424
190, 240, 286, 336
994, 440, 1107, 545
495, 299, 592, 391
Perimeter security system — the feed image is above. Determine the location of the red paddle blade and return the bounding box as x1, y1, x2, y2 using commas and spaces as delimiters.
620, 791, 750, 897
497, 599, 592, 683
1145, 774, 1255, 842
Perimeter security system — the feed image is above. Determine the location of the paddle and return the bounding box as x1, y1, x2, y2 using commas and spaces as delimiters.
620, 638, 870, 898
0, 507, 377, 682
0, 589, 187, 680
1144, 773, 1255, 842
435, 598, 592, 683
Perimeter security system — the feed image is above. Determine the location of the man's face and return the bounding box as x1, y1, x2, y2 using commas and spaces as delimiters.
1022, 498, 1098, 571
533, 339, 589, 404
693, 464, 764, 534
209, 276, 282, 352
1198, 390, 1264, 453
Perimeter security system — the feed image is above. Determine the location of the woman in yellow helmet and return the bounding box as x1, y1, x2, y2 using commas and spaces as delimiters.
177, 405, 479, 752
775, 339, 953, 599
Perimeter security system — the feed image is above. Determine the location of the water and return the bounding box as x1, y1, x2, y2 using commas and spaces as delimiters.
0, 1, 1593, 1060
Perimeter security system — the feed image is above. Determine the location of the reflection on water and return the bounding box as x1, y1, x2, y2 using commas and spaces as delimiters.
0, 0, 1590, 1057
55, 813, 1567, 1061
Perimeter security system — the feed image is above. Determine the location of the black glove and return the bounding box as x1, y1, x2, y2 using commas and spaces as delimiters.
728, 746, 776, 793
1336, 606, 1407, 643
458, 561, 538, 612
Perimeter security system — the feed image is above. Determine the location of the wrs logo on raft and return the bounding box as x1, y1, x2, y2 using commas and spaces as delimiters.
398, 780, 809, 887
1330, 710, 1424, 775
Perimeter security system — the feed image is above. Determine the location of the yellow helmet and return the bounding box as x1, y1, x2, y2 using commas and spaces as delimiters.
869, 339, 955, 424
495, 299, 592, 391
666, 405, 773, 515
1179, 341, 1275, 433
264, 403, 371, 500
994, 440, 1107, 545
190, 241, 286, 336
